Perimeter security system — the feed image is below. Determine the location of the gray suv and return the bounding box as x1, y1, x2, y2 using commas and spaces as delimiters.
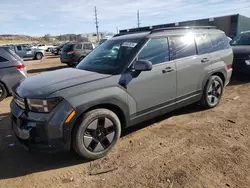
11, 27, 233, 159
0, 47, 28, 101
60, 42, 95, 67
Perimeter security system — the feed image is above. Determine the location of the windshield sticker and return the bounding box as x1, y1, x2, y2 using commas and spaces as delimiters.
122, 42, 137, 48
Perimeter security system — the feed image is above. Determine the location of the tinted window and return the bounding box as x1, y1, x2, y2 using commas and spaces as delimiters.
17, 46, 22, 51
137, 38, 169, 65
75, 44, 82, 49
0, 56, 8, 62
209, 34, 226, 51
84, 44, 93, 50
195, 34, 213, 54
169, 35, 197, 60
230, 32, 250, 46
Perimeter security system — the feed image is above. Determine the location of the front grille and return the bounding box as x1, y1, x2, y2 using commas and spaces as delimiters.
13, 94, 25, 109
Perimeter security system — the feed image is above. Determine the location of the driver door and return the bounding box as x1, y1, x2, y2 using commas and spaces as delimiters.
125, 37, 177, 119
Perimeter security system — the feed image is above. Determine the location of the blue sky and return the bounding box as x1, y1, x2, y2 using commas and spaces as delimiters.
0, 0, 250, 36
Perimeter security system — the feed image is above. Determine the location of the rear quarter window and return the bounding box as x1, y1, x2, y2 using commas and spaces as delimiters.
209, 33, 226, 51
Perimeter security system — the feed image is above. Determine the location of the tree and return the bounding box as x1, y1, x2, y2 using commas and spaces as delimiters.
43, 34, 51, 42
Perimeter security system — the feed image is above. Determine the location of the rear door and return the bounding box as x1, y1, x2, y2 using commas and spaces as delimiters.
169, 34, 212, 102
75, 43, 83, 60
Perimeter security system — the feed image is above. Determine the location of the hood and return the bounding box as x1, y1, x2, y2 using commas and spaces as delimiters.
232, 46, 250, 59
15, 68, 112, 98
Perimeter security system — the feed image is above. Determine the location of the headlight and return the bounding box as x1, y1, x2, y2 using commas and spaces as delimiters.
245, 60, 250, 65
27, 97, 62, 113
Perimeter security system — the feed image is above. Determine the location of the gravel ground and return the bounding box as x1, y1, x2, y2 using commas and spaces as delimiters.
0, 54, 250, 188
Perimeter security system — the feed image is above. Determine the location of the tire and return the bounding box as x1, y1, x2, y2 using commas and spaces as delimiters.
200, 75, 224, 109
78, 56, 84, 63
35, 52, 43, 60
73, 109, 121, 160
0, 83, 7, 102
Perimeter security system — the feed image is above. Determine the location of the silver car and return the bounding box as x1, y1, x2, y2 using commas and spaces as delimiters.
0, 47, 28, 101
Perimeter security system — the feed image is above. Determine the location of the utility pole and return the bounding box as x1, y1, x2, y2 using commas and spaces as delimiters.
94, 6, 99, 42
137, 10, 141, 28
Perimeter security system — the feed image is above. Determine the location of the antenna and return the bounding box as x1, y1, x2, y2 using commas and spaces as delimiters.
137, 10, 141, 28
94, 6, 99, 42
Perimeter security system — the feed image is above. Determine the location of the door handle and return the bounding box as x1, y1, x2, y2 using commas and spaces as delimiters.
201, 58, 209, 63
162, 67, 174, 73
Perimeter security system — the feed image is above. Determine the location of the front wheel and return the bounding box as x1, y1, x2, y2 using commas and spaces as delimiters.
73, 109, 121, 160
200, 75, 224, 109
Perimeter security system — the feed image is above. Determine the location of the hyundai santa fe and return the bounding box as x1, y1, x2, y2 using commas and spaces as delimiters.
11, 26, 233, 159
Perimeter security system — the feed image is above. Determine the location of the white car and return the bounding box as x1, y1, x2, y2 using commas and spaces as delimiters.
32, 44, 54, 51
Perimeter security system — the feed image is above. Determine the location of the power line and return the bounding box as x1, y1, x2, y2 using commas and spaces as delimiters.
94, 6, 99, 42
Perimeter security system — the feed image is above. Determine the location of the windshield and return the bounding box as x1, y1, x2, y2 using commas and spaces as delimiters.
230, 32, 250, 46
77, 39, 140, 74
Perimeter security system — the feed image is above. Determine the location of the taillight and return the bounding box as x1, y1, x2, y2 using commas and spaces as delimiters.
15, 64, 25, 69
67, 50, 76, 55
226, 64, 232, 70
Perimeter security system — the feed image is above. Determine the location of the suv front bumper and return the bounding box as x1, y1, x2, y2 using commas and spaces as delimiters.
10, 99, 76, 152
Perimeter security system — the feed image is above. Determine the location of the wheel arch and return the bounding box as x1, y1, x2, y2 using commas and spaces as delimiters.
202, 70, 226, 91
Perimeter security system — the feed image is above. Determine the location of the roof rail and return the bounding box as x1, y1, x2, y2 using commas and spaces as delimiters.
113, 31, 150, 38
150, 26, 217, 33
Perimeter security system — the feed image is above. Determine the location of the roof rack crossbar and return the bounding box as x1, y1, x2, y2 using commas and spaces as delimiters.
150, 26, 217, 33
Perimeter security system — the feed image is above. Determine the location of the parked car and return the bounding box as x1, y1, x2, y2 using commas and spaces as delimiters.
31, 44, 53, 51
0, 47, 28, 101
8, 44, 45, 60
11, 26, 233, 159
230, 31, 250, 74
60, 42, 95, 67
52, 43, 66, 55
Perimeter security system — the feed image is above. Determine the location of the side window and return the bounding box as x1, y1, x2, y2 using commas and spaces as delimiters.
137, 38, 169, 65
76, 44, 82, 49
209, 34, 226, 51
0, 56, 8, 62
17, 46, 22, 51
169, 35, 197, 60
84, 44, 93, 50
195, 34, 213, 54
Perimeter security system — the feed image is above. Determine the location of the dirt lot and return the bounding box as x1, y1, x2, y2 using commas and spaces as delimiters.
0, 54, 250, 188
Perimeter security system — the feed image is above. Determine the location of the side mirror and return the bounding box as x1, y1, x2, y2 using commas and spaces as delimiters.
134, 60, 152, 71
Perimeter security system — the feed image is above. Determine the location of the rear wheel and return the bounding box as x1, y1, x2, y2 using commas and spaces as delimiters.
73, 109, 121, 160
35, 52, 43, 60
0, 83, 7, 102
200, 75, 224, 109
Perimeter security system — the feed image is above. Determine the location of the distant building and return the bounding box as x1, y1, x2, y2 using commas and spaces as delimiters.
120, 14, 250, 38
